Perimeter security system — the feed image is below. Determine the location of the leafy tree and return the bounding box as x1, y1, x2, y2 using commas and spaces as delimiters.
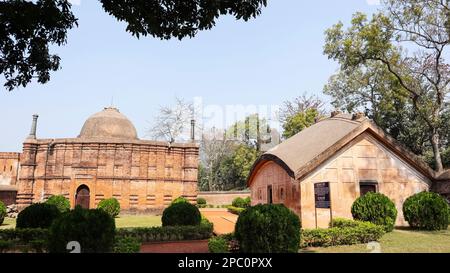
226, 114, 272, 152
1, 0, 267, 90
282, 108, 320, 139
324, 0, 449, 171
278, 93, 325, 139
231, 144, 259, 187
0, 0, 78, 91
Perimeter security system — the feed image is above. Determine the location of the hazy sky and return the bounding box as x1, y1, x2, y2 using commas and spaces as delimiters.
0, 0, 381, 151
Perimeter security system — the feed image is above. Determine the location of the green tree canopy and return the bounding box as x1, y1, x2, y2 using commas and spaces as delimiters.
324, 0, 449, 171
1, 0, 267, 90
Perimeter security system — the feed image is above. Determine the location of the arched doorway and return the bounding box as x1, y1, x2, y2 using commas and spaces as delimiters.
75, 185, 90, 209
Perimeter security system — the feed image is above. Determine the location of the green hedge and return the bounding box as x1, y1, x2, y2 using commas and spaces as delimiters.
48, 207, 116, 253
0, 228, 49, 253
97, 198, 121, 218
162, 202, 202, 227
113, 236, 141, 253
227, 206, 245, 215
45, 195, 70, 213
16, 203, 61, 229
116, 218, 213, 243
235, 204, 301, 253
197, 198, 207, 205
208, 236, 229, 253
301, 220, 385, 248
232, 197, 251, 208
403, 191, 450, 231
351, 192, 397, 232
0, 201, 6, 225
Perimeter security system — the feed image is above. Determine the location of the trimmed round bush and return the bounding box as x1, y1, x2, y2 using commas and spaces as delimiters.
235, 204, 301, 253
97, 198, 121, 218
351, 192, 397, 232
197, 198, 206, 205
0, 201, 6, 225
172, 196, 189, 204
16, 203, 61, 229
48, 207, 116, 253
403, 191, 449, 231
162, 202, 201, 227
232, 197, 245, 208
45, 195, 70, 213
232, 197, 251, 208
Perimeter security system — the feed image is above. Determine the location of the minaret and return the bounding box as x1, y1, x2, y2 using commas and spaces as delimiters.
27, 114, 39, 139
190, 119, 195, 142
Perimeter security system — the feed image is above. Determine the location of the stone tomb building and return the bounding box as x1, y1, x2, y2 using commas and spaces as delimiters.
14, 107, 199, 212
248, 113, 449, 229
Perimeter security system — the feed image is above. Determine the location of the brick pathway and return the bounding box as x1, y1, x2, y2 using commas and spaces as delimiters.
140, 240, 209, 253
201, 209, 238, 235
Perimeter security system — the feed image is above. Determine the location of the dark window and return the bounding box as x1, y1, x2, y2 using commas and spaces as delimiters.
360, 181, 378, 196
267, 185, 273, 204
280, 187, 284, 200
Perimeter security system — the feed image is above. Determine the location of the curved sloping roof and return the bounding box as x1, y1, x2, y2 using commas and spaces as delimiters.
78, 107, 138, 140
265, 114, 360, 177
248, 113, 437, 186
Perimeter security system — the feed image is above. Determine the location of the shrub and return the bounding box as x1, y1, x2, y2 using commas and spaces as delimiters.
45, 195, 70, 213
232, 197, 245, 208
227, 206, 245, 215
330, 218, 360, 228
351, 192, 397, 232
0, 201, 6, 225
48, 207, 115, 253
16, 203, 61, 229
197, 198, 207, 205
162, 202, 201, 227
208, 236, 229, 253
113, 236, 141, 253
235, 204, 300, 253
97, 198, 121, 218
301, 220, 385, 248
0, 228, 49, 253
172, 196, 189, 204
403, 191, 450, 231
116, 218, 213, 243
243, 197, 251, 207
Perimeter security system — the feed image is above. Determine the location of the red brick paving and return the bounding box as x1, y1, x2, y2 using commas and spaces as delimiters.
201, 209, 238, 235
140, 240, 209, 253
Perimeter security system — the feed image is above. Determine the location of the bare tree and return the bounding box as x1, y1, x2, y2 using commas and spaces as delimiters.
149, 97, 195, 143
200, 128, 236, 191
278, 92, 326, 124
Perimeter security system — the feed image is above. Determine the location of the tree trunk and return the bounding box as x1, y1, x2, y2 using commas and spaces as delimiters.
430, 130, 444, 172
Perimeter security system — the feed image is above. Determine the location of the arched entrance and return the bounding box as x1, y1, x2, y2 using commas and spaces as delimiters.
75, 185, 90, 209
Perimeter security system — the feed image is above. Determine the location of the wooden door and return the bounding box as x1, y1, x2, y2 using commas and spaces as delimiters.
75, 185, 90, 209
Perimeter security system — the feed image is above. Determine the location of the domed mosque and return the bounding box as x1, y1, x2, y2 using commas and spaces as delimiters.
15, 107, 199, 212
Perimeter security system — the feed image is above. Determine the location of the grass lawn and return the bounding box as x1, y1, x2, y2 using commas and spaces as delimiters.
0, 217, 16, 229
300, 228, 450, 253
115, 215, 161, 228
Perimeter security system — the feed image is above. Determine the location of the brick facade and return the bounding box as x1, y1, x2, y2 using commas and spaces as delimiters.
16, 138, 199, 212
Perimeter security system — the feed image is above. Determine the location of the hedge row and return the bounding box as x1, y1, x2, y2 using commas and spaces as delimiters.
116, 218, 213, 243
301, 220, 385, 248
227, 206, 245, 215
0, 228, 49, 253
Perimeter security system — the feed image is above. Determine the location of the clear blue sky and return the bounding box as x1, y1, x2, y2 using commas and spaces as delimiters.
0, 0, 381, 151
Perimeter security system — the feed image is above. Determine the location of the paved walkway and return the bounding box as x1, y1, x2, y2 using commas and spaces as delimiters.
201, 209, 238, 235
140, 240, 209, 253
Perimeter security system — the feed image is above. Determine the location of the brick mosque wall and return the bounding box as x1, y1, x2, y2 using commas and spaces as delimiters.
0, 152, 20, 186
16, 138, 199, 212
